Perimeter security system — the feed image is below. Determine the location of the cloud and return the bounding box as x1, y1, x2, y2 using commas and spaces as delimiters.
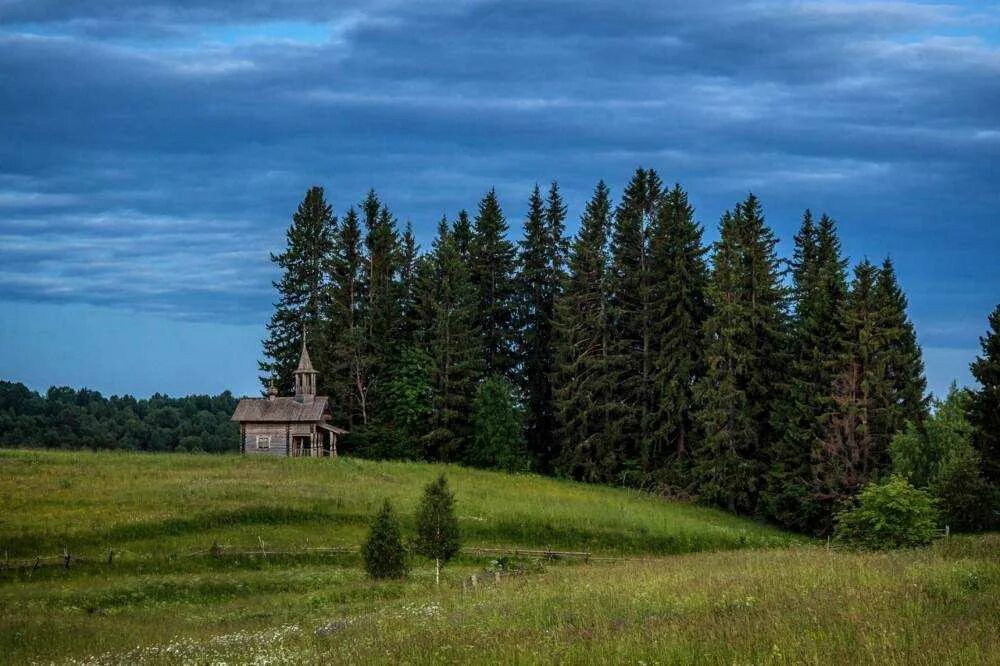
0, 0, 997, 361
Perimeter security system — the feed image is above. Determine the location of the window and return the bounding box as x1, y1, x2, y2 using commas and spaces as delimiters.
256, 435, 271, 450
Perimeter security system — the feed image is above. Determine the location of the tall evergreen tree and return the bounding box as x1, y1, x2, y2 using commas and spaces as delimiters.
811, 260, 880, 532
517, 183, 567, 470
415, 219, 482, 461
869, 258, 928, 468
969, 304, 1000, 489
325, 207, 367, 425
398, 221, 420, 344
553, 182, 613, 481
764, 212, 848, 531
645, 183, 709, 482
606, 167, 662, 483
694, 195, 788, 514
260, 186, 335, 393
469, 189, 518, 379
360, 191, 404, 417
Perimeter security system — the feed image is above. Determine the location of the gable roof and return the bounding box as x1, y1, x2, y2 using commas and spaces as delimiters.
231, 396, 329, 422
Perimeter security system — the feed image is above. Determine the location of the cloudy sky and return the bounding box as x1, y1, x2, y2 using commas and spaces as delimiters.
1, 0, 997, 398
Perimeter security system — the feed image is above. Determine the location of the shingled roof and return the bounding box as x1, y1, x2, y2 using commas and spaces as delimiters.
231, 396, 329, 422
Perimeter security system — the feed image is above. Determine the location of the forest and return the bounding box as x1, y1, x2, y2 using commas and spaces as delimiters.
2, 168, 997, 535
256, 169, 999, 535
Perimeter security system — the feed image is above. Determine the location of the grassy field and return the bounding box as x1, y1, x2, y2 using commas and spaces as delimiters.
1, 449, 997, 664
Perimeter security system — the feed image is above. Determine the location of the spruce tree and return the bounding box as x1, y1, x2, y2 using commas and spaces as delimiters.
469, 189, 518, 379
764, 212, 848, 531
646, 183, 709, 483
553, 182, 613, 482
325, 207, 367, 425
517, 183, 567, 470
260, 186, 335, 393
415, 219, 482, 461
398, 221, 420, 344
869, 258, 928, 468
360, 192, 404, 421
811, 260, 879, 532
969, 304, 1000, 489
694, 195, 788, 514
362, 499, 408, 580
607, 167, 662, 483
413, 474, 461, 585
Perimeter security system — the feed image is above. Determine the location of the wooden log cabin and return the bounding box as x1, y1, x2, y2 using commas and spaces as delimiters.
231, 340, 347, 457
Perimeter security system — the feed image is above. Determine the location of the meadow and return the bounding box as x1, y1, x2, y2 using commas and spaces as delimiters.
1, 449, 997, 664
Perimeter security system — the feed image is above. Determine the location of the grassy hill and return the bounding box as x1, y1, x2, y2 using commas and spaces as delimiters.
0, 449, 795, 558
1, 449, 997, 665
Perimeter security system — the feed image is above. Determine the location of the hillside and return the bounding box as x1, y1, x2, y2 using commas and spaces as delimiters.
2, 450, 997, 665
0, 449, 794, 558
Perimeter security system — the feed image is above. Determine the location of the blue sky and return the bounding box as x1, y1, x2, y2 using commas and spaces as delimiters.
1, 0, 997, 399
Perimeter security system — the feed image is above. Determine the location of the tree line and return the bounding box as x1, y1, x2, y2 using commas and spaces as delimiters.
0, 381, 238, 453
261, 170, 998, 535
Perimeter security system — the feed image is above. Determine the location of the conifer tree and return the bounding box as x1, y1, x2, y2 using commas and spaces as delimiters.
811, 260, 879, 532
517, 183, 566, 470
260, 186, 335, 393
469, 189, 518, 379
553, 182, 613, 481
398, 221, 420, 344
415, 219, 482, 461
969, 304, 1000, 489
645, 183, 709, 481
869, 258, 928, 468
694, 195, 788, 514
360, 191, 404, 415
764, 212, 848, 531
413, 474, 461, 585
362, 499, 408, 580
325, 208, 367, 425
607, 167, 662, 483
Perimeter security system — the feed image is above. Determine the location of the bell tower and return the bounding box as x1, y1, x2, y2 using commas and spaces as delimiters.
294, 336, 319, 404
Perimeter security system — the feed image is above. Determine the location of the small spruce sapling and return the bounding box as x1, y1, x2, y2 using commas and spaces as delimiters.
413, 474, 461, 585
362, 499, 408, 579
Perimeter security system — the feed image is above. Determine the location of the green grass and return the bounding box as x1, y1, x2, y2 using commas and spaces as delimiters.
1, 449, 997, 664
0, 448, 794, 559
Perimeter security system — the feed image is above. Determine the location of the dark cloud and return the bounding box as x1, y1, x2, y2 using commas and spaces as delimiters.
0, 0, 998, 362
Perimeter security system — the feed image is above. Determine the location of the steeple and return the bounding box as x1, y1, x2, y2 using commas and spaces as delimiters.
294, 335, 319, 403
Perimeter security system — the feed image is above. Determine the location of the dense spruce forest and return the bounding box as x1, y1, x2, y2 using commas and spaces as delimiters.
256, 170, 998, 535
2, 168, 997, 535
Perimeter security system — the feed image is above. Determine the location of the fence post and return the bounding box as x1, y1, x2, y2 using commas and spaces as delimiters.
945, 525, 950, 538
62, 548, 71, 570
107, 547, 115, 565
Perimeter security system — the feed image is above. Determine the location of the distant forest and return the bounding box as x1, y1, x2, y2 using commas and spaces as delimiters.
0, 382, 237, 453
3, 168, 997, 535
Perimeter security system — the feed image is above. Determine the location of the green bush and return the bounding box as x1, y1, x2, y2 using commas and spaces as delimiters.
362, 499, 408, 579
834, 475, 940, 550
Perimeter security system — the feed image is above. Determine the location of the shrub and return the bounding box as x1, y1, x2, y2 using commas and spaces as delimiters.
834, 475, 940, 550
468, 376, 529, 471
362, 499, 408, 579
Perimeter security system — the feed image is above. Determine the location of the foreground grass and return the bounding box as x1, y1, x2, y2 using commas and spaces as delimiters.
3, 449, 995, 664
0, 449, 794, 558
1, 536, 996, 664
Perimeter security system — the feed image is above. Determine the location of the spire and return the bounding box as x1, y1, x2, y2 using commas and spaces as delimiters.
294, 332, 319, 402
267, 378, 278, 401
296, 335, 315, 372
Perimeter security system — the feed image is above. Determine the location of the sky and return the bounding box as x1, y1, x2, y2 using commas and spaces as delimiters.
1, 0, 998, 399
